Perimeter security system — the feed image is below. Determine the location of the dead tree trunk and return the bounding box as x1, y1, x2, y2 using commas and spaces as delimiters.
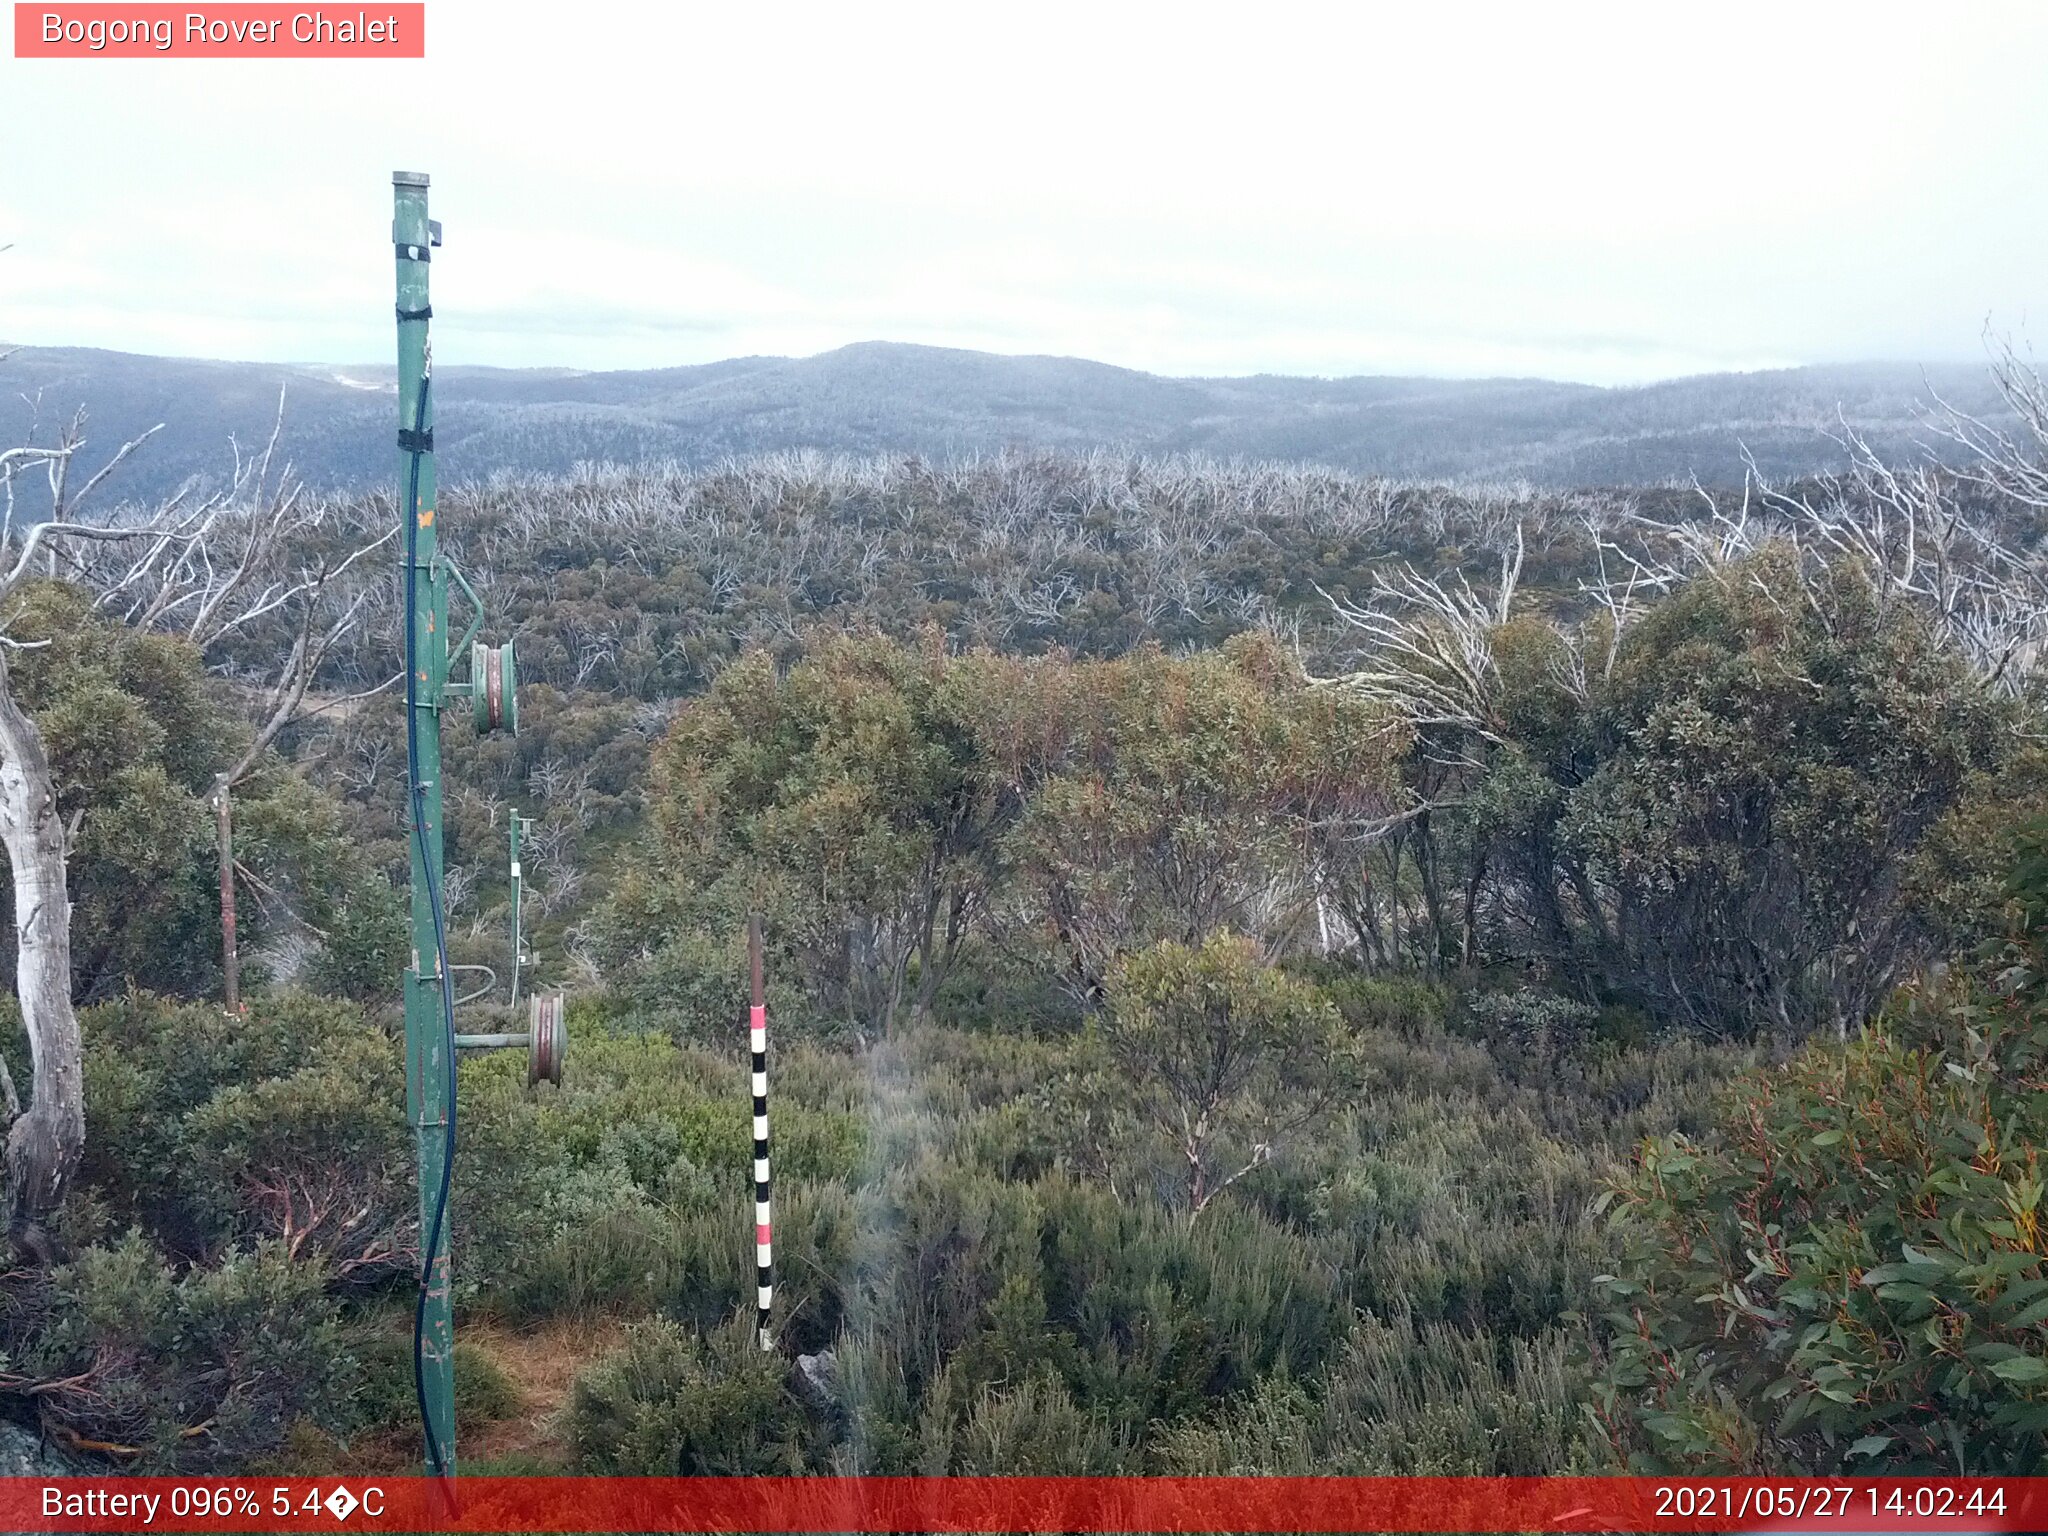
0, 651, 83, 1252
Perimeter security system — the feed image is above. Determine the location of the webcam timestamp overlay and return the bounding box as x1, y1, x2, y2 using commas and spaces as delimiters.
14, 4, 424, 57
0, 1476, 2038, 1532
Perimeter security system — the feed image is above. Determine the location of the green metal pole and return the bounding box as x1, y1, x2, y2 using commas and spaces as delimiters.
509, 812, 523, 1008
394, 169, 455, 1477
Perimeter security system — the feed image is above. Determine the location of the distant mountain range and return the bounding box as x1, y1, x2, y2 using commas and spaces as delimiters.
0, 340, 2018, 505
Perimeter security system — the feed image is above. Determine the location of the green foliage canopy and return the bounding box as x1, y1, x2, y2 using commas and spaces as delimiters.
1592, 826, 2048, 1471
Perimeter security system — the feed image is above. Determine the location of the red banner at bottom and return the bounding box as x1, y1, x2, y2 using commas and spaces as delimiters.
2, 1476, 2041, 1533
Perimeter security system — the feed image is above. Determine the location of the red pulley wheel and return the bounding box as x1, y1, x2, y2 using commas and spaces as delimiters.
528, 992, 565, 1087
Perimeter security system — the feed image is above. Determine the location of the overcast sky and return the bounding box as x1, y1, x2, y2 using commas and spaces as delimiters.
4, 1, 2046, 385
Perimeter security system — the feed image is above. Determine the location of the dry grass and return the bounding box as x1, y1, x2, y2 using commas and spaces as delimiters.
290, 1312, 630, 1476
459, 1313, 630, 1470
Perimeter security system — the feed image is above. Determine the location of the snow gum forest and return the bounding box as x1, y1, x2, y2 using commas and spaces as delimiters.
0, 356, 2046, 1478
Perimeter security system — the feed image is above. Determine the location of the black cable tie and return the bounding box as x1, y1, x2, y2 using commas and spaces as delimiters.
396, 304, 433, 322
398, 427, 435, 454
395, 241, 431, 263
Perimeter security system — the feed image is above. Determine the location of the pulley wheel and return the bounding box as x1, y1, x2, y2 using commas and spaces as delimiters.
472, 641, 518, 735
528, 992, 565, 1087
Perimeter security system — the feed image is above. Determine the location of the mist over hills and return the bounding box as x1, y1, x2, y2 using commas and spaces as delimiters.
0, 339, 2017, 505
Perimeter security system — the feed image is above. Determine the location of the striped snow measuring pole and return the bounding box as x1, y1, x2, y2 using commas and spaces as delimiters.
749, 913, 774, 1351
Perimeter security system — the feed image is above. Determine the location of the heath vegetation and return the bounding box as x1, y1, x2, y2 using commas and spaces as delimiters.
0, 359, 2044, 1473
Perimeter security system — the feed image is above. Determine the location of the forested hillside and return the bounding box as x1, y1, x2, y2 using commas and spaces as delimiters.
0, 341, 2021, 506
0, 368, 2045, 1477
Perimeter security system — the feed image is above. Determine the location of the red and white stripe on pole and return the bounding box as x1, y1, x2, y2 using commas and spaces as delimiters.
748, 912, 772, 1350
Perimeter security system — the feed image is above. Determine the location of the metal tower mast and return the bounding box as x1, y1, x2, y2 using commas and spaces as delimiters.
392, 169, 456, 1477
393, 170, 563, 1479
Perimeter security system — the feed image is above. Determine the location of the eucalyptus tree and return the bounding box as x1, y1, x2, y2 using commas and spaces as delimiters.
1324, 356, 2048, 1037
1104, 931, 1363, 1223
0, 400, 391, 1249
0, 412, 192, 1249
64, 396, 394, 1010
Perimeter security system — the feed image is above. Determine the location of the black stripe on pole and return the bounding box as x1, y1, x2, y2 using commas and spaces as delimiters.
749, 911, 772, 1352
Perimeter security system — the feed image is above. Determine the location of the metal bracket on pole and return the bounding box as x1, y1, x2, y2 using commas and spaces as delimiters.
449, 963, 498, 1008
444, 558, 487, 679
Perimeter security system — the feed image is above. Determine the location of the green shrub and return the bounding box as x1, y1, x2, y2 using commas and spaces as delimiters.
448, 1024, 865, 1320
1591, 877, 2048, 1471
304, 874, 407, 1001
9, 1234, 356, 1470
569, 1315, 817, 1473
1105, 933, 1365, 1221
1309, 968, 1453, 1034
348, 1333, 521, 1436
1163, 1312, 1596, 1474
1460, 987, 1600, 1078
181, 1029, 409, 1275
920, 1366, 1132, 1473
927, 939, 1087, 1037
77, 992, 409, 1269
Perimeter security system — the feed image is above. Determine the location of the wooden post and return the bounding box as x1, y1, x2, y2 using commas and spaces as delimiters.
214, 777, 240, 1013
